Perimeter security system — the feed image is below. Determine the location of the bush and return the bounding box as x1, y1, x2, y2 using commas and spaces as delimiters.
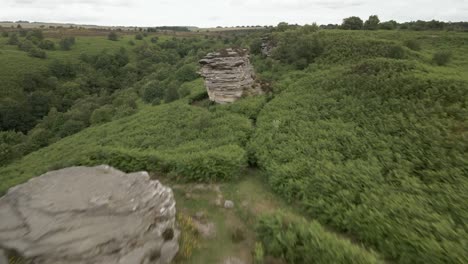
38, 39, 55, 50
59, 36, 76, 50
250, 69, 468, 263
28, 48, 47, 59
18, 39, 35, 52
108, 31, 118, 41
432, 50, 452, 66
256, 214, 380, 264
135, 33, 143, 40
175, 64, 198, 82
150, 36, 158, 43
90, 105, 115, 125
0, 131, 26, 165
386, 45, 405, 59
1, 31, 8, 38
403, 39, 421, 51
7, 33, 19, 45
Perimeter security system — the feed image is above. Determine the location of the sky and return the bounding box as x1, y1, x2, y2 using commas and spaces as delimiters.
1, 0, 467, 28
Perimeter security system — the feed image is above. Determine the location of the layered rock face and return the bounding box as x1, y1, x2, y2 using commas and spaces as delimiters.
199, 48, 261, 104
0, 165, 179, 264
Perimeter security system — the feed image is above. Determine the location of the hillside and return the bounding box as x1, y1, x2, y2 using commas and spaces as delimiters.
1, 26, 467, 263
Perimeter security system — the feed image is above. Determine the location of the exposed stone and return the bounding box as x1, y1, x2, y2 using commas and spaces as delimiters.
194, 211, 205, 220
199, 48, 262, 104
223, 256, 245, 264
0, 165, 179, 264
224, 200, 235, 209
0, 249, 7, 264
261, 36, 274, 57
192, 220, 217, 239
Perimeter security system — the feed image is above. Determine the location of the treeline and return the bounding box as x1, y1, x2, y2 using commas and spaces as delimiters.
147, 26, 190, 32
2, 29, 77, 59
0, 48, 139, 165
321, 16, 468, 31
0, 33, 231, 166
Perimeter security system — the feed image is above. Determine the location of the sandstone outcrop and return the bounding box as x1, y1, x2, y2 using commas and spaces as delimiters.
199, 48, 261, 104
261, 36, 274, 57
0, 165, 179, 264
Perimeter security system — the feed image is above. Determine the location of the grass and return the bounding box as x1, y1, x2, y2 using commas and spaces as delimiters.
169, 169, 382, 263
0, 34, 168, 99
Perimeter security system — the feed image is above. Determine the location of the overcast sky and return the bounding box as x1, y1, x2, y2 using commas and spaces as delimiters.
2, 0, 467, 27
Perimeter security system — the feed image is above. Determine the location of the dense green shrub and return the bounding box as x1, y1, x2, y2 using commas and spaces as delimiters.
272, 31, 324, 69
403, 39, 421, 51
250, 67, 468, 263
0, 131, 26, 165
108, 32, 118, 41
432, 50, 452, 66
7, 33, 19, 45
59, 36, 76, 50
28, 48, 47, 59
38, 40, 55, 50
18, 40, 35, 52
135, 33, 143, 40
175, 64, 199, 82
256, 214, 381, 264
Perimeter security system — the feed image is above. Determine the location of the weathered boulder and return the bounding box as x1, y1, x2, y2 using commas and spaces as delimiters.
0, 165, 179, 264
199, 48, 261, 104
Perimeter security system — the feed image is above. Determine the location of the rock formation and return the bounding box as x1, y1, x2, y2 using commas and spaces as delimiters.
199, 48, 261, 104
261, 36, 274, 57
0, 165, 179, 264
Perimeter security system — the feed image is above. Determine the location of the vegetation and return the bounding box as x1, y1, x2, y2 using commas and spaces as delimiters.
1, 18, 468, 264
256, 213, 381, 263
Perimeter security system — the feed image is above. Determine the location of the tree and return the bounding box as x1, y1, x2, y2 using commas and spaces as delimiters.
364, 15, 380, 30
341, 16, 364, 30
59, 36, 76, 50
379, 20, 398, 30
142, 80, 165, 104
175, 64, 198, 82
38, 40, 55, 50
108, 31, 118, 41
7, 33, 19, 45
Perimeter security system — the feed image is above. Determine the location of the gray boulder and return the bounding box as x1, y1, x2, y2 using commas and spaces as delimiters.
224, 200, 235, 209
0, 165, 179, 264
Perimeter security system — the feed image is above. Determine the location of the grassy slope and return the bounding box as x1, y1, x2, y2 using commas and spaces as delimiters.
0, 30, 467, 263
250, 30, 468, 263
0, 83, 253, 193
0, 34, 162, 99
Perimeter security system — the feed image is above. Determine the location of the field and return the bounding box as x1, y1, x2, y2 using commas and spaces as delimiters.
0, 26, 467, 263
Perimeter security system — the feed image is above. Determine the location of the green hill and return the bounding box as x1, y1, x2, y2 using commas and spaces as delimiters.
1, 27, 467, 263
